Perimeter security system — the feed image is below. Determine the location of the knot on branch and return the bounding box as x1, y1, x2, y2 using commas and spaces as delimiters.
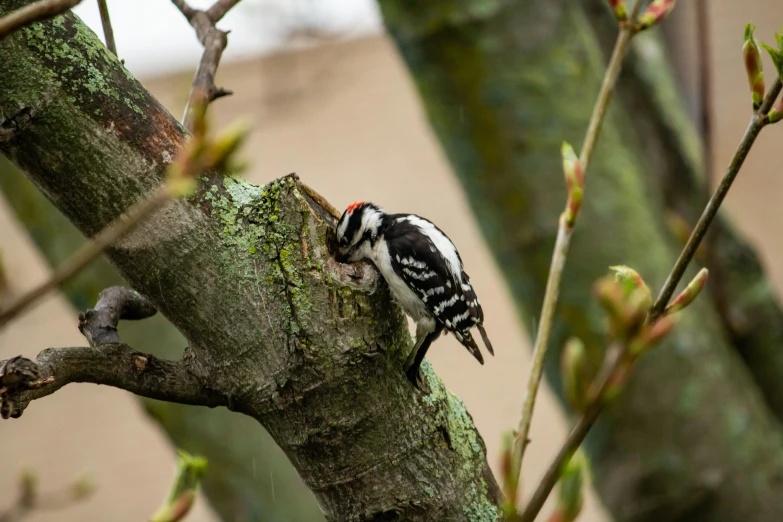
0, 356, 52, 419
78, 286, 157, 347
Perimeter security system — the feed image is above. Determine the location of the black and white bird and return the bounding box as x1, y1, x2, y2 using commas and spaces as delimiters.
335, 201, 494, 383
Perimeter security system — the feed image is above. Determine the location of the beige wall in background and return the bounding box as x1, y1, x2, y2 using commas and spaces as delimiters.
2, 2, 783, 520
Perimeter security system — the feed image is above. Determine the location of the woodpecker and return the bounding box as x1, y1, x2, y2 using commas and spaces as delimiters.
335, 201, 494, 383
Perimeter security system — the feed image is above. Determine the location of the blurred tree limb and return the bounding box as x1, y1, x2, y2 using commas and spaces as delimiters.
380, 0, 783, 520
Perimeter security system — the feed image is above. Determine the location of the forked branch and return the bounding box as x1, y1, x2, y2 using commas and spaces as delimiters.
0, 287, 227, 419
171, 0, 243, 130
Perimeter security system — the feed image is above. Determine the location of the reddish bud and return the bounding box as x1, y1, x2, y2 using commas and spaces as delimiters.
639, 0, 676, 30
562, 142, 584, 228
607, 0, 627, 22
743, 24, 765, 110
664, 268, 708, 316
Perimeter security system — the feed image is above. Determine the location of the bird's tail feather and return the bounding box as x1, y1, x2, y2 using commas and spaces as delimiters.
478, 324, 494, 356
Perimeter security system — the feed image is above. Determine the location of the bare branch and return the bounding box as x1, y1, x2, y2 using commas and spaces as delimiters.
96, 0, 117, 57
0, 344, 226, 418
173, 0, 244, 131
205, 0, 241, 23
0, 0, 80, 41
170, 0, 196, 20
511, 0, 644, 482
648, 76, 783, 322
0, 286, 227, 419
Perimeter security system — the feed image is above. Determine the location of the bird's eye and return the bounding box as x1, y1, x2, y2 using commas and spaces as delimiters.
339, 237, 348, 246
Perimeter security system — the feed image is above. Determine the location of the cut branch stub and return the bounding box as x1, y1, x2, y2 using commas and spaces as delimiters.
0, 356, 47, 418
78, 286, 157, 346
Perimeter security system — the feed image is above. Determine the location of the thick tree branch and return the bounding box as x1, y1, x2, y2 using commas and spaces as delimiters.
0, 286, 227, 419
0, 0, 79, 41
0, 345, 226, 418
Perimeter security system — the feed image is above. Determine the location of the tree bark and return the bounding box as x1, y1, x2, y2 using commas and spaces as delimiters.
379, 1, 783, 520
0, 4, 503, 521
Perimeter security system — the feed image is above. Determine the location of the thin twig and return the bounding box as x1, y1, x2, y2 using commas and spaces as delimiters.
96, 0, 117, 57
170, 0, 196, 20
206, 0, 241, 22
695, 0, 713, 198
0, 187, 171, 328
647, 76, 782, 323
0, 0, 80, 41
511, 0, 643, 479
173, 0, 243, 131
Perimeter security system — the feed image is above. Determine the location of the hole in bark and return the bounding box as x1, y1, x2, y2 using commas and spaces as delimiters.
437, 425, 453, 451
368, 509, 401, 521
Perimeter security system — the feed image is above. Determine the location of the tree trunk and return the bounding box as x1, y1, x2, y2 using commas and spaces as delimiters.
0, 4, 503, 521
379, 1, 783, 520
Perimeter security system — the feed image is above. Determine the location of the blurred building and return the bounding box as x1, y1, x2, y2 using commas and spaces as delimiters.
2, 1, 783, 520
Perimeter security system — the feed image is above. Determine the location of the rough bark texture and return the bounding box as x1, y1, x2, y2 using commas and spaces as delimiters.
380, 1, 783, 520
0, 5, 503, 521
0, 157, 325, 521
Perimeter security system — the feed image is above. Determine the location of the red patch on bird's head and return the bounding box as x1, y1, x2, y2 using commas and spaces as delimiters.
346, 201, 365, 214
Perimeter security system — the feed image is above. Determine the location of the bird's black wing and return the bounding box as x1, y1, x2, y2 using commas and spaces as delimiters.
384, 218, 486, 363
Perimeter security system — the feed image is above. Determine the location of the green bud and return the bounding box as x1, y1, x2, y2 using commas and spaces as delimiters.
208, 118, 252, 173
607, 0, 627, 22
664, 268, 708, 316
556, 450, 588, 522
70, 475, 96, 500
150, 450, 207, 522
761, 30, 783, 83
562, 338, 591, 412
609, 265, 652, 309
561, 142, 584, 227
